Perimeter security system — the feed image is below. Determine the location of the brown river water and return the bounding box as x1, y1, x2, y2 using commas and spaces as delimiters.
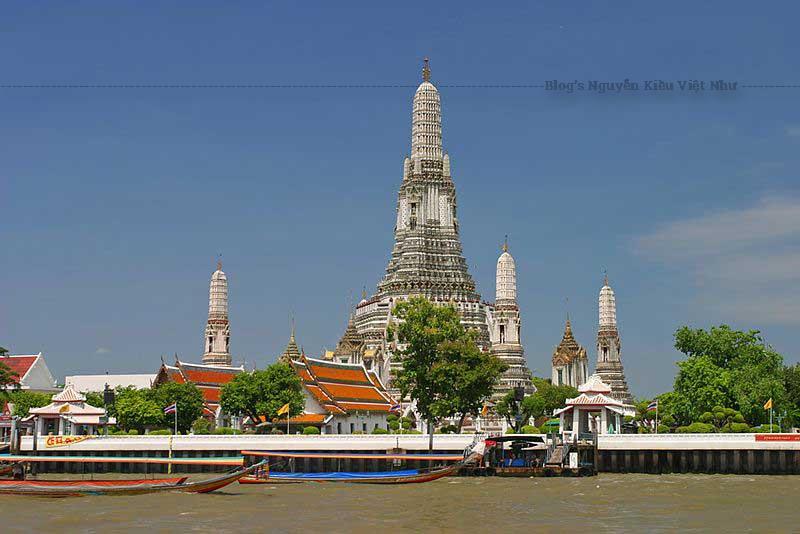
1, 474, 798, 533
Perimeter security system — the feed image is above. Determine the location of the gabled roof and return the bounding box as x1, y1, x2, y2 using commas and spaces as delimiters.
1, 354, 39, 385
290, 356, 395, 414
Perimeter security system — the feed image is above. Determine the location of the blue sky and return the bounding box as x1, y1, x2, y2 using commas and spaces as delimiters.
2, 2, 799, 397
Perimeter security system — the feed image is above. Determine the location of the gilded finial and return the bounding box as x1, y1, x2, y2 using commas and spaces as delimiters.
422, 57, 431, 82
216, 253, 223, 271
603, 268, 609, 287
362, 286, 367, 300
502, 235, 508, 253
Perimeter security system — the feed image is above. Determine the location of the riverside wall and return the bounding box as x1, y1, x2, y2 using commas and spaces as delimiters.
597, 434, 800, 474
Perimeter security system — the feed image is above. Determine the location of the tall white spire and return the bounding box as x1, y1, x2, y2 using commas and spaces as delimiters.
203, 259, 231, 366
598, 273, 617, 329
411, 58, 443, 161
496, 237, 517, 302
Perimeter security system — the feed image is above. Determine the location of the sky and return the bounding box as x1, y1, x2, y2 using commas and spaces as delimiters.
2, 2, 799, 397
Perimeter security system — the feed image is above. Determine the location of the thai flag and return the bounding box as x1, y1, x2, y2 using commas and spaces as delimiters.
646, 400, 658, 412
164, 403, 177, 415
390, 404, 401, 413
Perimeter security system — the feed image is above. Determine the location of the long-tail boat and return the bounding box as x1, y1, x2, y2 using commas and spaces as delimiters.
0, 456, 265, 496
239, 444, 484, 485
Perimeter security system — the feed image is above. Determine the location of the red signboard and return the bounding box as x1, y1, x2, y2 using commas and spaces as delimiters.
754, 434, 800, 442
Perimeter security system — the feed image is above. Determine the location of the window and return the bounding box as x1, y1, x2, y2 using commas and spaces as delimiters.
362, 423, 367, 432
337, 422, 342, 434
557, 369, 563, 386
499, 325, 505, 344
602, 347, 609, 361
208, 336, 213, 351
349, 423, 355, 433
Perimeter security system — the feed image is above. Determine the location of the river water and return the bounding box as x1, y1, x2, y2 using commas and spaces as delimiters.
1, 474, 798, 532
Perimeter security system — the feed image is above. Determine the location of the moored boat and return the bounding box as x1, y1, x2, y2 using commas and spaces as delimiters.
0, 457, 265, 496
240, 444, 484, 485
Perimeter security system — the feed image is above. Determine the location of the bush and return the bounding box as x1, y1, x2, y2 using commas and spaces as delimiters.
675, 422, 714, 433
302, 426, 321, 435
519, 425, 540, 434
148, 429, 171, 435
723, 422, 751, 433
406, 430, 422, 434
128, 429, 139, 435
389, 420, 400, 431
212, 427, 240, 435
657, 424, 670, 434
270, 428, 284, 435
191, 417, 214, 435
372, 427, 389, 434
352, 430, 365, 435
505, 427, 516, 434
387, 414, 398, 423
438, 424, 459, 434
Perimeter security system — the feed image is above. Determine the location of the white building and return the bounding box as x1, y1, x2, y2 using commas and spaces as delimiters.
65, 374, 156, 392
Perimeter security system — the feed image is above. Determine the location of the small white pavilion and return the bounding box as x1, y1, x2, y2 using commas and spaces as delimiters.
24, 384, 114, 436
554, 374, 634, 441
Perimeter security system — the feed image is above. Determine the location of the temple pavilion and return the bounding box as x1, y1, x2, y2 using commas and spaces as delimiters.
554, 374, 634, 441
24, 384, 114, 436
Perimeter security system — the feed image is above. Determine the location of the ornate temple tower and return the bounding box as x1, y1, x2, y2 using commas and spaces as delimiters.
355, 59, 490, 385
202, 261, 231, 366
488, 240, 533, 396
594, 275, 633, 404
551, 317, 589, 388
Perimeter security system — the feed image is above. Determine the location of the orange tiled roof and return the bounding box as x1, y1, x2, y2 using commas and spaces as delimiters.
319, 382, 388, 402
290, 356, 394, 415
198, 386, 222, 403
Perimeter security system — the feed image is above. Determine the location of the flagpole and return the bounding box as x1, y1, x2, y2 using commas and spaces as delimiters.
655, 401, 659, 434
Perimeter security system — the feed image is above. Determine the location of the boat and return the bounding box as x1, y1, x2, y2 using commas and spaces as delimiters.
0, 457, 265, 496
0, 462, 20, 477
240, 444, 484, 485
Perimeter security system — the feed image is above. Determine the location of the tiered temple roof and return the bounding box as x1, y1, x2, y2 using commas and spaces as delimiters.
289, 356, 395, 416
552, 319, 588, 367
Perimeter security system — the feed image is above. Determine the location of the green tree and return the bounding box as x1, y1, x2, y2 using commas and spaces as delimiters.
84, 391, 105, 409
784, 364, 800, 427
427, 338, 506, 431
0, 347, 19, 397
151, 381, 204, 433
389, 297, 485, 448
7, 391, 52, 417
672, 325, 786, 425
672, 355, 732, 424
114, 388, 163, 433
220, 363, 304, 425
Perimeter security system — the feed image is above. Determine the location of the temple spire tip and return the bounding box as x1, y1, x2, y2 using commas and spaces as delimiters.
422, 57, 431, 82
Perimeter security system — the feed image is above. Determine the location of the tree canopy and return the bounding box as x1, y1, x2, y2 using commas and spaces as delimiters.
390, 297, 503, 433
114, 387, 163, 433
220, 363, 304, 425
6, 390, 52, 417
671, 325, 786, 426
151, 381, 205, 433
0, 346, 19, 396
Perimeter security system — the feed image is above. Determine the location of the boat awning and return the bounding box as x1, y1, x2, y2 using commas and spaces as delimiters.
0, 454, 243, 466
242, 450, 464, 461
